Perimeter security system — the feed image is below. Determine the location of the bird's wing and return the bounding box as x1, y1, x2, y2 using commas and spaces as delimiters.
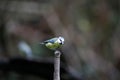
44, 37, 58, 43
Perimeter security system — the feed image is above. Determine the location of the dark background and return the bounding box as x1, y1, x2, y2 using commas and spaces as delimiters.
0, 0, 119, 80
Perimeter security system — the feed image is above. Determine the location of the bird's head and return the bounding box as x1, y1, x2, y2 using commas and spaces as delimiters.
58, 37, 64, 45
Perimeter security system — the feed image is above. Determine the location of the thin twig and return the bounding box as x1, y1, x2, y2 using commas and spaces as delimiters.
54, 50, 61, 80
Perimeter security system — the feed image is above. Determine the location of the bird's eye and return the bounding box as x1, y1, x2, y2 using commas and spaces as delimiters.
59, 39, 63, 44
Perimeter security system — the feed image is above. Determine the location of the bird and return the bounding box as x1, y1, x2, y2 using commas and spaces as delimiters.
40, 36, 64, 50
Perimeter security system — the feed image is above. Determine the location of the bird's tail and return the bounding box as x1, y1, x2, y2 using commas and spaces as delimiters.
39, 42, 44, 45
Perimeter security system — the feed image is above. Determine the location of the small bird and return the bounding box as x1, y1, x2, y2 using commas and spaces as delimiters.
40, 36, 64, 50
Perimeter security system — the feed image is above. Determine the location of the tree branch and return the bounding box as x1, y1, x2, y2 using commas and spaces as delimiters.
54, 50, 61, 80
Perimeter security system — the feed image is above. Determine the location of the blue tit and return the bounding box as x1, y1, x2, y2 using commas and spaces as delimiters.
40, 36, 64, 50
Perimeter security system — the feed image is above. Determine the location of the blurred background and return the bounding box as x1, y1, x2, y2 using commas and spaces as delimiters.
0, 0, 119, 80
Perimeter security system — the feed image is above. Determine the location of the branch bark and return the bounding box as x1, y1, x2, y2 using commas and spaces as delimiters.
54, 50, 61, 80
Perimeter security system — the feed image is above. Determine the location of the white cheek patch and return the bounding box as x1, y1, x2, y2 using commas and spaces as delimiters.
57, 39, 61, 43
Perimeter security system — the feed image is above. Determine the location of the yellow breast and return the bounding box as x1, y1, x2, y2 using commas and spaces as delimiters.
45, 42, 60, 50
